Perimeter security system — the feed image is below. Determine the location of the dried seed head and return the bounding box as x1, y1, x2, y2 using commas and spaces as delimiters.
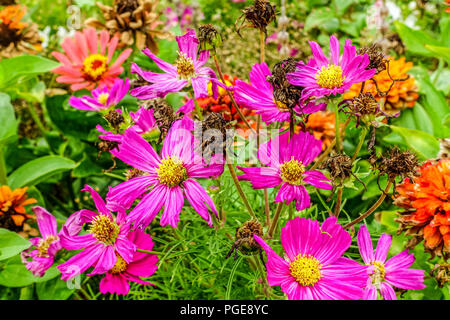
130, 75, 150, 89
236, 0, 276, 35
372, 147, 419, 181
198, 24, 222, 53
357, 44, 386, 74
104, 109, 125, 130
437, 138, 450, 160
125, 168, 145, 180
97, 139, 120, 154
194, 112, 231, 162
143, 98, 182, 142
322, 154, 353, 181
431, 263, 449, 288
226, 220, 264, 259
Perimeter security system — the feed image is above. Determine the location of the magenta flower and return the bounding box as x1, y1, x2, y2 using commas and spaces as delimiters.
254, 217, 369, 300
287, 35, 376, 100
99, 230, 158, 295
21, 206, 82, 277
106, 117, 224, 228
238, 130, 332, 211
129, 107, 157, 136
130, 29, 219, 100
57, 185, 136, 281
234, 62, 325, 125
68, 78, 130, 112
357, 225, 426, 300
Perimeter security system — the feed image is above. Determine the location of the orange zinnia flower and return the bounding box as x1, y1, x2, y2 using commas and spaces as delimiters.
0, 185, 36, 231
0, 5, 27, 31
394, 159, 450, 258
305, 111, 336, 151
344, 57, 419, 115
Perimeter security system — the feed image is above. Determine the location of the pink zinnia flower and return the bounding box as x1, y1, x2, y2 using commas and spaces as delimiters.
234, 62, 325, 125
51, 27, 132, 91
57, 185, 136, 281
130, 29, 219, 100
68, 78, 130, 112
238, 130, 332, 211
99, 230, 158, 295
106, 117, 223, 228
357, 225, 426, 300
21, 206, 82, 277
287, 35, 376, 100
254, 217, 369, 300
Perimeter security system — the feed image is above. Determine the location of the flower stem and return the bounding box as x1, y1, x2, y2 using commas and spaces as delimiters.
333, 98, 341, 153
0, 148, 7, 185
264, 189, 270, 226
212, 55, 256, 135
226, 162, 258, 221
192, 94, 204, 121
26, 103, 54, 154
136, 248, 161, 255
334, 187, 343, 217
351, 127, 368, 163
343, 180, 393, 229
267, 202, 284, 239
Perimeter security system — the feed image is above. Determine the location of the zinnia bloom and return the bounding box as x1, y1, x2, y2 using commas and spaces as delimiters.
51, 27, 132, 91
234, 62, 325, 125
394, 159, 450, 257
21, 206, 82, 277
254, 217, 369, 300
68, 78, 130, 112
357, 225, 425, 300
106, 117, 223, 228
0, 185, 36, 231
130, 29, 219, 100
238, 130, 332, 211
99, 230, 158, 295
287, 35, 376, 100
344, 57, 419, 115
57, 185, 136, 281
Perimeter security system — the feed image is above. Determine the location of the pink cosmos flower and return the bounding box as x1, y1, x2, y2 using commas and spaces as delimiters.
254, 217, 369, 300
51, 27, 132, 91
234, 62, 325, 125
286, 35, 376, 100
106, 117, 224, 228
238, 130, 332, 211
129, 107, 157, 136
357, 225, 426, 300
130, 29, 219, 100
20, 206, 82, 277
99, 230, 158, 295
57, 185, 136, 281
68, 78, 130, 112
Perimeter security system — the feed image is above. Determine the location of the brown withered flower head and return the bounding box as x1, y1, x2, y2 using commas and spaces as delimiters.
437, 138, 450, 160
104, 109, 125, 131
194, 112, 231, 162
197, 24, 222, 54
124, 168, 146, 180
431, 263, 449, 288
0, 5, 42, 59
236, 0, 276, 36
226, 220, 264, 260
143, 98, 182, 143
357, 44, 386, 74
86, 0, 173, 53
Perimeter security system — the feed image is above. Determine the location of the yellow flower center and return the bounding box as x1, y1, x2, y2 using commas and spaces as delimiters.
157, 156, 187, 187
275, 100, 289, 112
289, 254, 322, 286
316, 65, 345, 89
280, 157, 305, 185
97, 93, 109, 105
110, 254, 128, 274
82, 54, 108, 81
176, 52, 196, 80
37, 235, 59, 257
370, 261, 386, 284
88, 214, 120, 245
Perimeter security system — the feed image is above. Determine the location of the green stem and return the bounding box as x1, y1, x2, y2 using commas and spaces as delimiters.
333, 99, 341, 153
351, 127, 368, 163
432, 58, 444, 86
192, 93, 203, 121
103, 172, 126, 181
0, 148, 7, 185
137, 248, 161, 255
26, 103, 54, 154
267, 202, 284, 239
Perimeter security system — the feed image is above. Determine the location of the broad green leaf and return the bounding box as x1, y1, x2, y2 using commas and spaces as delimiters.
36, 275, 75, 300
0, 55, 59, 90
0, 93, 18, 145
411, 102, 434, 135
0, 229, 31, 261
8, 155, 76, 189
394, 21, 441, 57
305, 8, 339, 33
390, 125, 439, 160
425, 45, 450, 64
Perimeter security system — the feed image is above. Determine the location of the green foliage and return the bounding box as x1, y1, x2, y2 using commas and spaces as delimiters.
0, 229, 31, 261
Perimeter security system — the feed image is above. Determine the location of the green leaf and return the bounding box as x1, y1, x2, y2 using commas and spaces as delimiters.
36, 276, 75, 300
389, 125, 440, 160
7, 155, 76, 189
394, 21, 441, 57
0, 93, 18, 146
411, 102, 434, 135
0, 229, 31, 261
305, 8, 339, 33
0, 55, 59, 90
424, 45, 450, 64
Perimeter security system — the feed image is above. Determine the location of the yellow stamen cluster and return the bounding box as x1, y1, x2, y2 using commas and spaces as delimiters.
289, 254, 322, 286
97, 93, 109, 105
110, 254, 128, 274
275, 100, 289, 112
37, 235, 59, 257
280, 157, 306, 185
89, 214, 120, 245
82, 54, 108, 81
157, 156, 187, 187
370, 261, 386, 284
176, 52, 196, 80
316, 65, 345, 89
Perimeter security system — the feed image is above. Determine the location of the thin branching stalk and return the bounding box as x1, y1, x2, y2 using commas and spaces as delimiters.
136, 248, 161, 255
333, 188, 343, 217
333, 99, 341, 153
267, 202, 284, 239
351, 126, 368, 163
